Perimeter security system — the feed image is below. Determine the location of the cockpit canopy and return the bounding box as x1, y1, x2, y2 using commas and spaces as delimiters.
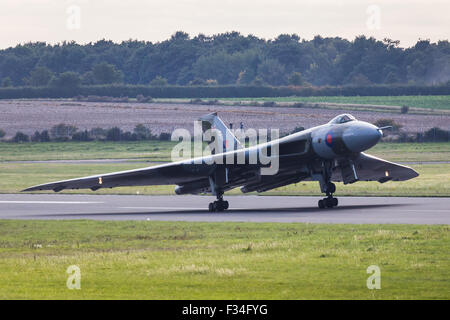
329, 114, 356, 124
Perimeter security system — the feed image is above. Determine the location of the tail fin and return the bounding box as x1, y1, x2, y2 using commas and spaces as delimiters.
199, 112, 242, 153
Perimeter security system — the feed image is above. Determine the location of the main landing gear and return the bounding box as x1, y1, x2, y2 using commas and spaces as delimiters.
208, 195, 229, 212
318, 182, 338, 209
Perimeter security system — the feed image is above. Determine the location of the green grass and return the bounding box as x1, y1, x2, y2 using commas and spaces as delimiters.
370, 142, 450, 162
219, 95, 450, 110
0, 141, 177, 162
0, 220, 447, 299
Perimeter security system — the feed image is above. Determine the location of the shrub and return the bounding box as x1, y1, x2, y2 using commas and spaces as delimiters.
106, 127, 122, 141
50, 124, 78, 141
190, 98, 203, 104
158, 132, 172, 141
0, 129, 5, 139
120, 131, 138, 141
136, 94, 153, 103
40, 130, 51, 142
291, 126, 305, 134
133, 124, 155, 140
262, 101, 276, 107
72, 130, 93, 141
31, 131, 41, 142
31, 130, 50, 142
89, 127, 107, 140
423, 127, 449, 142
12, 132, 29, 143
373, 119, 402, 132
401, 105, 409, 114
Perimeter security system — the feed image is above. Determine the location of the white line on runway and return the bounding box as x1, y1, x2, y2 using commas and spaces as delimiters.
121, 206, 207, 210
0, 201, 103, 204
121, 206, 245, 210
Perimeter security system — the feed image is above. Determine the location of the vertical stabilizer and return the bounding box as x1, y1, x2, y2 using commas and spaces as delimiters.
199, 112, 242, 153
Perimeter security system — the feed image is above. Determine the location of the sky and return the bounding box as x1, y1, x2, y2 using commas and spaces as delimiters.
0, 0, 449, 49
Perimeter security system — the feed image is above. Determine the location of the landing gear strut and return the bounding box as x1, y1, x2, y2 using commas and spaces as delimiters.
208, 193, 229, 212
208, 170, 229, 212
318, 182, 338, 209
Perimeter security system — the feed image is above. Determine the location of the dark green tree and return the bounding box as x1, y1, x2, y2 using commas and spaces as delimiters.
25, 66, 54, 86
149, 76, 168, 86
92, 62, 123, 84
50, 72, 81, 89
1, 77, 13, 87
288, 72, 304, 85
257, 59, 287, 85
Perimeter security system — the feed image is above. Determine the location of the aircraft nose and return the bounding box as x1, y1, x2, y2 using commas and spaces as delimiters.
342, 123, 382, 153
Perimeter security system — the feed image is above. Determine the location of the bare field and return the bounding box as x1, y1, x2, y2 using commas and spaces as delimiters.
0, 99, 449, 138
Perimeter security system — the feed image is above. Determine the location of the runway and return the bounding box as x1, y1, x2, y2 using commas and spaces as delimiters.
0, 194, 449, 224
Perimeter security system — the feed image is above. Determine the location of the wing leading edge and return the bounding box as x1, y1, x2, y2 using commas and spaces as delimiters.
352, 152, 419, 183
21, 160, 212, 192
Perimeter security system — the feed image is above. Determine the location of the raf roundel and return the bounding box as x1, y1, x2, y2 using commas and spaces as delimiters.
325, 132, 333, 147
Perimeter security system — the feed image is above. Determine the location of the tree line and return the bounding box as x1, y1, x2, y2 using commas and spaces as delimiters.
0, 32, 449, 88
0, 124, 172, 143
1, 123, 448, 144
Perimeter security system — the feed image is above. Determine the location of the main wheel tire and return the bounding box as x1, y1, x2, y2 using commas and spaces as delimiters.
325, 198, 334, 208
215, 201, 224, 212
332, 197, 338, 207
223, 201, 229, 210
327, 182, 336, 194
208, 203, 215, 212
318, 199, 325, 209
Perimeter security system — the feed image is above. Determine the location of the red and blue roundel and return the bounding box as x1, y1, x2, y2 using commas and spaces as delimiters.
325, 132, 333, 147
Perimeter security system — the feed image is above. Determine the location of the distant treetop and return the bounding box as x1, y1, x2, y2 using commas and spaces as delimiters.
0, 32, 449, 87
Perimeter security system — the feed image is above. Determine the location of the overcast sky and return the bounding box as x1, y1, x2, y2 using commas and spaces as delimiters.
1, 0, 449, 49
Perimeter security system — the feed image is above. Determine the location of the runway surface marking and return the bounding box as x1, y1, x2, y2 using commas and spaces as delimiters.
120, 206, 210, 210
0, 201, 103, 204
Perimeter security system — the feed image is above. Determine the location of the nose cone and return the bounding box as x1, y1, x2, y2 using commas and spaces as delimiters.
343, 122, 382, 153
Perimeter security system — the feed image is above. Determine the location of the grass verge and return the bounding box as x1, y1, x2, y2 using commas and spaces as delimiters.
0, 220, 448, 299
217, 95, 450, 111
